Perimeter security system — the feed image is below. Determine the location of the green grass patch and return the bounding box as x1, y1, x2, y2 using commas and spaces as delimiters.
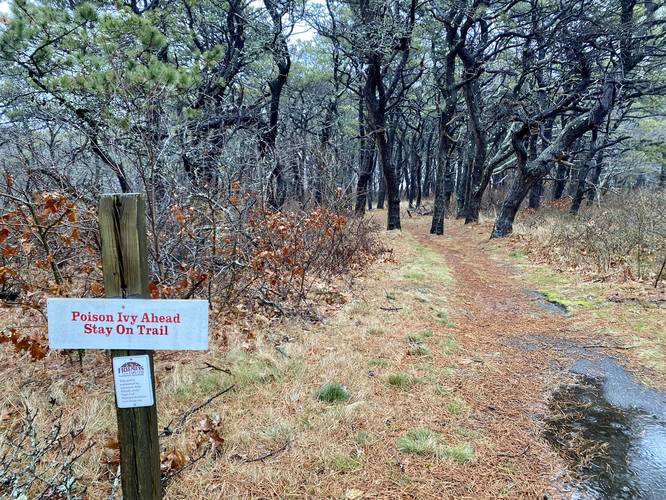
396, 427, 440, 455
367, 327, 385, 336
438, 442, 475, 464
438, 335, 459, 355
387, 372, 419, 388
404, 243, 452, 282
409, 343, 432, 356
356, 431, 374, 445
259, 423, 294, 442
454, 426, 481, 439
229, 350, 300, 387
434, 385, 453, 397
195, 373, 226, 393
447, 398, 467, 414
403, 270, 426, 282
175, 373, 227, 401
333, 451, 362, 472
500, 482, 517, 497
406, 334, 423, 343
539, 289, 595, 308
435, 310, 455, 327
315, 383, 351, 402
406, 330, 434, 343
368, 358, 391, 368
406, 333, 433, 356
509, 249, 527, 259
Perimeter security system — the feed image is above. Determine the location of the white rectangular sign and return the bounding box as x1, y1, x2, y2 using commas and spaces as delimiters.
112, 355, 155, 408
47, 298, 208, 350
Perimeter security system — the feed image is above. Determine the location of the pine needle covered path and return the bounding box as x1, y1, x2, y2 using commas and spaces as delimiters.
159, 214, 664, 498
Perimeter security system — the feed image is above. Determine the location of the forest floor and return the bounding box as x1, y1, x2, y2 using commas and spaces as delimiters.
2, 211, 665, 499
162, 212, 665, 498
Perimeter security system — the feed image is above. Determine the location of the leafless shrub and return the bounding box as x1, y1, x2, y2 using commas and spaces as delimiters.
516, 191, 666, 281
0, 406, 94, 499
0, 180, 384, 360
160, 187, 384, 315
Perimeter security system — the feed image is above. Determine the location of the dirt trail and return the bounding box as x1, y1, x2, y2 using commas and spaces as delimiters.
402, 216, 619, 495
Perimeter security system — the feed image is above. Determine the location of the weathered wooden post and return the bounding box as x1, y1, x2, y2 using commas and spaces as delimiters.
98, 193, 161, 499
47, 194, 208, 499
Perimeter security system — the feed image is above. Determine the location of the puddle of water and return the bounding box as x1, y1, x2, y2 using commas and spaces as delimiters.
524, 289, 568, 314
545, 357, 666, 499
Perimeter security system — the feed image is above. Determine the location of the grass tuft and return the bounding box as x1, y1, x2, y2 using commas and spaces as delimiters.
333, 451, 362, 472
315, 383, 351, 402
406, 332, 433, 356
447, 398, 467, 414
435, 310, 455, 327
396, 427, 440, 455
368, 358, 391, 368
356, 431, 373, 445
259, 422, 294, 442
229, 350, 300, 387
439, 335, 459, 355
367, 327, 385, 336
438, 442, 475, 464
387, 372, 419, 388
409, 343, 432, 356
509, 249, 527, 259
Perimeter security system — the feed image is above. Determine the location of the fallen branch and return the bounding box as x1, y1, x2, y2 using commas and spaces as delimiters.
201, 362, 232, 375
161, 385, 235, 437
497, 445, 529, 458
380, 306, 402, 312
230, 441, 289, 463
578, 343, 638, 350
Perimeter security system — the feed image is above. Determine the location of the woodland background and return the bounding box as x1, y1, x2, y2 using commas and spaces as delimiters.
0, 0, 665, 496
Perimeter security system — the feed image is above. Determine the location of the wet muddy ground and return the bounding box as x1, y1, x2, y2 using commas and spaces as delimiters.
407, 219, 666, 498
545, 357, 666, 499
518, 287, 666, 498
521, 333, 666, 497
524, 289, 569, 315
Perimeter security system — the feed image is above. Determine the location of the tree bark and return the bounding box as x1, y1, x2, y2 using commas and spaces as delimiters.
570, 131, 598, 215
263, 0, 291, 210
364, 56, 401, 230
492, 82, 616, 238
355, 93, 375, 214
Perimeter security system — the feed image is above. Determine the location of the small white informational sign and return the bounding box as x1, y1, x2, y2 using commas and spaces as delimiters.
112, 355, 155, 408
47, 298, 208, 350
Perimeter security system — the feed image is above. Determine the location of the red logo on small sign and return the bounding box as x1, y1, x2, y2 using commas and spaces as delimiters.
118, 361, 144, 376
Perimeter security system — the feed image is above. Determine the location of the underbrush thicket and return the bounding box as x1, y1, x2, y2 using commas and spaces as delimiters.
513, 192, 666, 284
0, 187, 384, 359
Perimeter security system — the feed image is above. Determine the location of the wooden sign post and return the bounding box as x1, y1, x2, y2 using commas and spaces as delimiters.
98, 193, 161, 500
47, 194, 208, 500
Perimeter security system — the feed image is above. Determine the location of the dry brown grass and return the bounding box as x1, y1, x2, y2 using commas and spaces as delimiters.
510, 192, 666, 285
5, 209, 663, 499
